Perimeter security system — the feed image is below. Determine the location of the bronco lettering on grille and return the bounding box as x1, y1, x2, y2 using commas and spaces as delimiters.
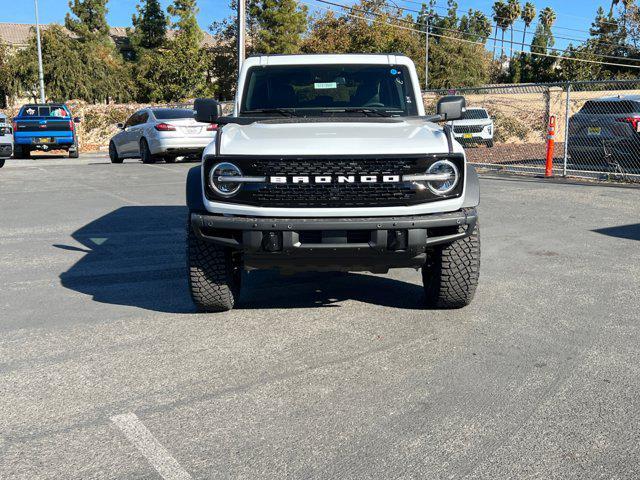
269, 175, 402, 184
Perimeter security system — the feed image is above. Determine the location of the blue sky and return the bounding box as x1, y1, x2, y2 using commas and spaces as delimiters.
3, 0, 616, 50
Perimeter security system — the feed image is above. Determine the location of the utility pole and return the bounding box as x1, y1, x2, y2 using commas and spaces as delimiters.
34, 0, 46, 103
424, 15, 432, 91
237, 0, 246, 78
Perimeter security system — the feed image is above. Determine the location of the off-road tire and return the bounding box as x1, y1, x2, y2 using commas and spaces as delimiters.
14, 145, 30, 159
140, 138, 155, 164
109, 141, 123, 163
187, 221, 242, 312
423, 222, 480, 309
164, 156, 176, 163
486, 140, 494, 148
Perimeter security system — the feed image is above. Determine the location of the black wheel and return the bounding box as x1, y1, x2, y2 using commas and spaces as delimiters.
0, 159, 5, 168
109, 141, 123, 164
69, 139, 79, 158
140, 138, 155, 164
164, 156, 176, 163
486, 140, 494, 148
187, 220, 242, 312
13, 145, 31, 159
423, 222, 480, 309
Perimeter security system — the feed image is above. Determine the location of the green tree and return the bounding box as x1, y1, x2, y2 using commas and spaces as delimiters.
138, 0, 211, 102
249, 0, 308, 54
131, 0, 167, 49
302, 0, 490, 88
6, 25, 132, 103
65, 0, 110, 40
459, 9, 492, 43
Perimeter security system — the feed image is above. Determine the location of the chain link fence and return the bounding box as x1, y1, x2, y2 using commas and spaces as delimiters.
425, 80, 640, 183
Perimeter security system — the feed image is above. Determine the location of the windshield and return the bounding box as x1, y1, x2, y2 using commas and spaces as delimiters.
20, 105, 67, 117
580, 100, 639, 114
461, 109, 489, 120
240, 64, 418, 116
154, 109, 195, 120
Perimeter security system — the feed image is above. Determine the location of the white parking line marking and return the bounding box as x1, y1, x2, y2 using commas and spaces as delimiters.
111, 413, 193, 480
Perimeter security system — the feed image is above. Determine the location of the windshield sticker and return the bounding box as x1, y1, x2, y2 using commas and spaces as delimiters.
26, 108, 36, 116
314, 82, 337, 89
390, 68, 398, 75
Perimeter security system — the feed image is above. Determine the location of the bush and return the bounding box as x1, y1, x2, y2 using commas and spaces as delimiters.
493, 113, 531, 143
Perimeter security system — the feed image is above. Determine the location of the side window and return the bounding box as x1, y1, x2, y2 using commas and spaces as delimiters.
138, 112, 149, 125
125, 113, 139, 128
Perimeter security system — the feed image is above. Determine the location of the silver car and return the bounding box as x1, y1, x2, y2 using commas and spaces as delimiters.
0, 113, 13, 167
568, 95, 640, 170
109, 107, 217, 164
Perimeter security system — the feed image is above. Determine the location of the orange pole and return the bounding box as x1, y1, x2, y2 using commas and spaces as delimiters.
545, 115, 556, 178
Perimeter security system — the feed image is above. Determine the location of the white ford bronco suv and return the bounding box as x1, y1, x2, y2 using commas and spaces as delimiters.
186, 54, 480, 312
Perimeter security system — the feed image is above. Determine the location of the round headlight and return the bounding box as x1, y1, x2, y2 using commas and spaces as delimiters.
210, 162, 242, 197
427, 160, 459, 195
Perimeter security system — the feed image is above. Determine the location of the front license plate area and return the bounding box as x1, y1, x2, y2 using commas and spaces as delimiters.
463, 133, 473, 139
587, 127, 601, 136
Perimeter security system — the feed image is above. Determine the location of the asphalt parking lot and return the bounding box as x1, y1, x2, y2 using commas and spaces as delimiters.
1, 154, 639, 479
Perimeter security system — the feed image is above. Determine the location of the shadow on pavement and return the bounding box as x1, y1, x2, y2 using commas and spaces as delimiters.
593, 223, 640, 241
58, 206, 427, 313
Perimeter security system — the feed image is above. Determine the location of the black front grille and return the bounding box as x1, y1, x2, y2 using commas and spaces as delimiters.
253, 183, 417, 207
453, 125, 485, 134
204, 154, 465, 208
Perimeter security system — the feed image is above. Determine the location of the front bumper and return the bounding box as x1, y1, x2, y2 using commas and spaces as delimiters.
191, 208, 478, 272
453, 132, 493, 142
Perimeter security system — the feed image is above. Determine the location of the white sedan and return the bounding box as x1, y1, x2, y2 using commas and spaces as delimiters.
109, 107, 217, 164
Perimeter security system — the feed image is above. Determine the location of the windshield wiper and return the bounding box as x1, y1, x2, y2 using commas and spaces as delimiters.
321, 108, 396, 117
242, 108, 299, 117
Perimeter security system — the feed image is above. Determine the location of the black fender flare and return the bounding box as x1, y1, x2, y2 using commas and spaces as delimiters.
462, 163, 480, 208
186, 166, 206, 213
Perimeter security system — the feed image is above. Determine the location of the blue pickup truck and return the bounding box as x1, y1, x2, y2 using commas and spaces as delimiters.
12, 103, 80, 159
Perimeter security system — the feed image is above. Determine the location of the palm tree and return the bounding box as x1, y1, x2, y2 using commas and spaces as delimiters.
498, 3, 510, 59
539, 6, 556, 32
521, 2, 536, 51
492, 1, 506, 59
507, 0, 521, 56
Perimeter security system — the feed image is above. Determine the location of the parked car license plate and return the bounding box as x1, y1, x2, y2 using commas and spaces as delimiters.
463, 133, 473, 139
184, 126, 201, 134
587, 127, 601, 136
33, 137, 54, 144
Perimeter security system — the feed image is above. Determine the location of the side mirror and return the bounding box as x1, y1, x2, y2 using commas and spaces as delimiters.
73, 117, 81, 124
437, 95, 466, 121
194, 98, 222, 124
116, 123, 125, 130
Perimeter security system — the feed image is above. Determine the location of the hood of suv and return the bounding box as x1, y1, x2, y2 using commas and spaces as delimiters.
450, 118, 492, 126
216, 118, 455, 156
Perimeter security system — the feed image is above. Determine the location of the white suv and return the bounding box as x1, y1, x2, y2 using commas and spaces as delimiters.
185, 54, 481, 312
449, 107, 494, 147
